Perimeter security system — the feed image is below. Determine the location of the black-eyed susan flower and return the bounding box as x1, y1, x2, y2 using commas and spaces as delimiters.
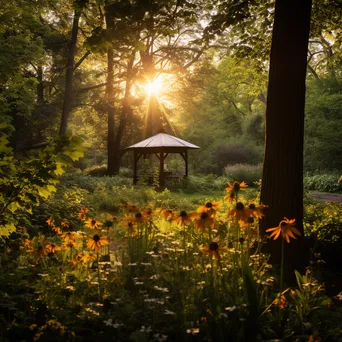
160, 208, 174, 221
63, 240, 76, 249
62, 231, 77, 241
228, 202, 250, 222
52, 226, 62, 235
194, 212, 214, 233
266, 217, 301, 243
46, 243, 61, 253
61, 221, 69, 228
224, 191, 236, 202
173, 210, 196, 226
85, 218, 101, 230
79, 252, 96, 263
225, 181, 248, 193
248, 203, 268, 219
132, 212, 145, 224
87, 234, 109, 252
200, 241, 227, 260
46, 217, 54, 227
197, 201, 221, 216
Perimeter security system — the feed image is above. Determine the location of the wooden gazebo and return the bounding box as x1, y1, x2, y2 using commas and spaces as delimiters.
124, 132, 200, 186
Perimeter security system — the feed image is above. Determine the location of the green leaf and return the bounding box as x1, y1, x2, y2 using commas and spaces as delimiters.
0, 223, 16, 237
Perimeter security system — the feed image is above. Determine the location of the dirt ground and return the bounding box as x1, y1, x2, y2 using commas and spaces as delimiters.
310, 191, 342, 203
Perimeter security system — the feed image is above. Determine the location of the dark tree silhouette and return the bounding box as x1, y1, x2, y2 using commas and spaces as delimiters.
260, 0, 312, 271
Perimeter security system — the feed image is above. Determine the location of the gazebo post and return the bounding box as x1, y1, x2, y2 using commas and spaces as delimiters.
159, 150, 164, 186
185, 150, 188, 178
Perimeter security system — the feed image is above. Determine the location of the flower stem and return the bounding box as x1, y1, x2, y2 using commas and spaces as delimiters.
280, 236, 285, 289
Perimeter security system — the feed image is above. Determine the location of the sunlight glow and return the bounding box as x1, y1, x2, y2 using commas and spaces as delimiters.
144, 77, 163, 96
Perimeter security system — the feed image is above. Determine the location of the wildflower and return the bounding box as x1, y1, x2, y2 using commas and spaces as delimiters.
224, 191, 236, 202
112, 216, 119, 223
62, 231, 77, 241
52, 226, 62, 235
194, 212, 214, 232
85, 218, 101, 229
200, 241, 226, 260
61, 221, 69, 228
46, 243, 61, 253
197, 201, 221, 216
78, 206, 88, 220
248, 203, 267, 219
308, 332, 322, 342
63, 240, 76, 249
226, 181, 248, 193
28, 240, 49, 257
132, 212, 145, 224
160, 208, 174, 221
266, 217, 301, 243
143, 208, 154, 220
228, 202, 250, 222
87, 234, 109, 252
173, 210, 196, 226
273, 295, 287, 309
79, 253, 96, 263
46, 216, 54, 227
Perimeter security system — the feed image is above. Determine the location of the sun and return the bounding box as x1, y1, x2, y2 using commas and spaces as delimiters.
144, 77, 163, 96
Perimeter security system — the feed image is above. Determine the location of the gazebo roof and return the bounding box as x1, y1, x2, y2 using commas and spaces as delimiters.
125, 133, 200, 150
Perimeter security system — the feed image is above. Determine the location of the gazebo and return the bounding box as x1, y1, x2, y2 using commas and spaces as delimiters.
124, 132, 200, 186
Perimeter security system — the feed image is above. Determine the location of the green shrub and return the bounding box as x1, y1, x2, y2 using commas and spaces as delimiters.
84, 164, 108, 177
304, 173, 342, 193
224, 163, 262, 186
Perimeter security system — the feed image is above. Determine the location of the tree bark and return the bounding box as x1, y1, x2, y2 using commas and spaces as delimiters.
260, 0, 312, 273
106, 46, 116, 175
59, 4, 83, 135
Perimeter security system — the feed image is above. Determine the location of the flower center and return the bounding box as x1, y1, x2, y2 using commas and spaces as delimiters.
93, 234, 100, 242
136, 213, 142, 218
201, 212, 209, 220
248, 203, 256, 210
236, 202, 244, 210
280, 221, 287, 227
205, 202, 212, 208
209, 242, 219, 251
91, 219, 96, 226
233, 182, 240, 191
180, 211, 187, 217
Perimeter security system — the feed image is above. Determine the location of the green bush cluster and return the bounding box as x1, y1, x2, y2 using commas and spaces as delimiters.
304, 173, 342, 193
224, 163, 262, 186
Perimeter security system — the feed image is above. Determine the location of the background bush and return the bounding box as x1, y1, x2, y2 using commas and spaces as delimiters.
304, 173, 342, 193
224, 163, 262, 186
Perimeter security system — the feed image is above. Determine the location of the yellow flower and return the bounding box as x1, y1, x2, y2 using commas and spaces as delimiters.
224, 192, 236, 202
132, 212, 146, 224
79, 252, 96, 263
63, 240, 76, 249
52, 226, 62, 235
273, 295, 288, 309
228, 202, 250, 222
266, 217, 301, 243
200, 241, 227, 260
62, 231, 77, 241
87, 234, 109, 252
197, 201, 221, 216
225, 181, 248, 193
46, 243, 61, 253
173, 210, 196, 226
194, 212, 214, 233
46, 217, 54, 227
160, 208, 174, 221
85, 218, 101, 229
248, 203, 268, 219
78, 206, 88, 220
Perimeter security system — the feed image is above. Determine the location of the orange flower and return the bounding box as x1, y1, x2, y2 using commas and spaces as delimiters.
200, 241, 227, 260
273, 295, 287, 309
248, 203, 267, 219
62, 231, 77, 241
52, 226, 62, 235
173, 210, 196, 226
160, 208, 174, 221
197, 201, 221, 216
228, 202, 250, 222
85, 218, 101, 230
87, 234, 109, 252
132, 212, 145, 224
79, 252, 96, 263
61, 221, 69, 228
266, 218, 301, 243
194, 212, 214, 233
46, 217, 54, 227
28, 240, 49, 257
225, 181, 248, 193
63, 240, 76, 249
46, 243, 61, 253
224, 192, 236, 202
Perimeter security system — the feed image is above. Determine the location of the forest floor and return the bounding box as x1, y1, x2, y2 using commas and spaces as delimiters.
310, 191, 342, 203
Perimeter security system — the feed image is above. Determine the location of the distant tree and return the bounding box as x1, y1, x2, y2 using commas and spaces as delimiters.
260, 0, 312, 272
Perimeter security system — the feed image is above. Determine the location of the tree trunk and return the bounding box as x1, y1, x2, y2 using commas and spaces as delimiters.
106, 47, 116, 175
260, 0, 312, 273
59, 4, 82, 135
110, 54, 136, 174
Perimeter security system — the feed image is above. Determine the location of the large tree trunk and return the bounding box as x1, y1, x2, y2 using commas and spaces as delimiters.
106, 47, 117, 175
110, 54, 136, 174
260, 0, 312, 274
59, 3, 83, 135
